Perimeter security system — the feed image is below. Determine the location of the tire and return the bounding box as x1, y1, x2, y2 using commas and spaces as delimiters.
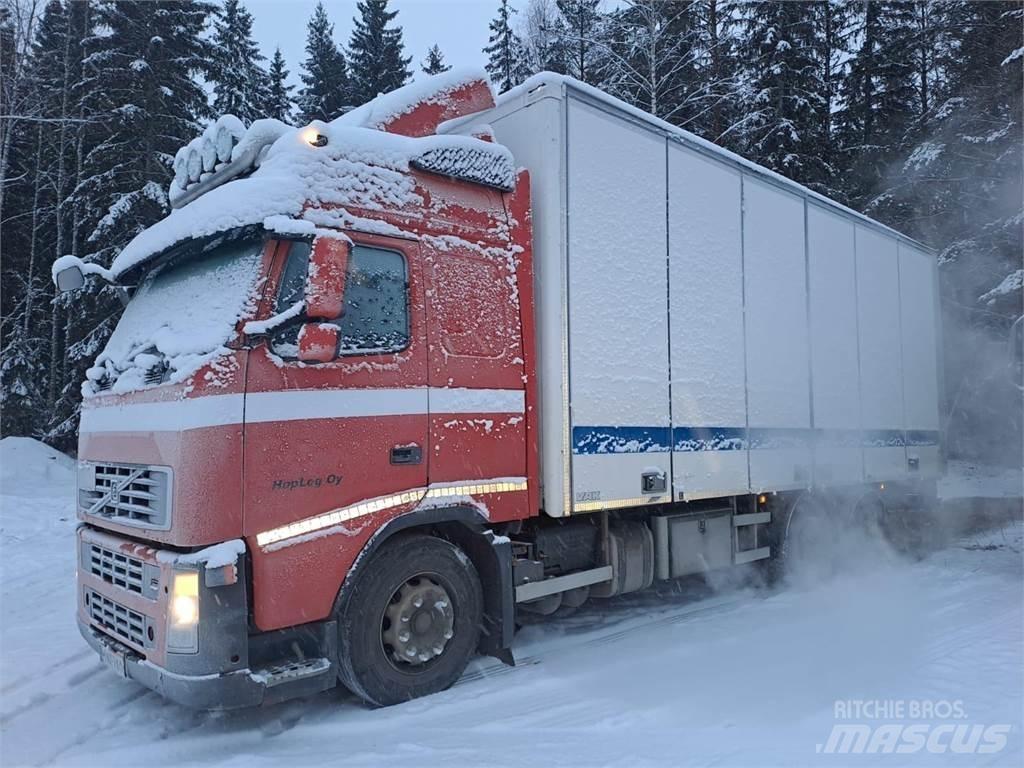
335, 533, 483, 707
762, 492, 841, 585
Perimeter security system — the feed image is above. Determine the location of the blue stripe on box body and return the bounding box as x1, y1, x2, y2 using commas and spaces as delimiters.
571, 426, 939, 455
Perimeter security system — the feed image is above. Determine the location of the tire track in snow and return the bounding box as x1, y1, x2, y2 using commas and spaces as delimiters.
0, 648, 94, 697
459, 591, 754, 686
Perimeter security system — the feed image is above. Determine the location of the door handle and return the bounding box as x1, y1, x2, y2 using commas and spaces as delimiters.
390, 444, 422, 465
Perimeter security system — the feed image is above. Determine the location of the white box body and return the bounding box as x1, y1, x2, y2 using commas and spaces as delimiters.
448, 76, 942, 517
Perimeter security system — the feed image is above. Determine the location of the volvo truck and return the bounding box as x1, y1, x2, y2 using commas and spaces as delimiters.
55, 70, 942, 709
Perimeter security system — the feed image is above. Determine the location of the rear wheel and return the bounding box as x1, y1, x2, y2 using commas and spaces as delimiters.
336, 533, 482, 707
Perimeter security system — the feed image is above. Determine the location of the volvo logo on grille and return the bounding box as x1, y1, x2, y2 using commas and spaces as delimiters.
87, 467, 145, 515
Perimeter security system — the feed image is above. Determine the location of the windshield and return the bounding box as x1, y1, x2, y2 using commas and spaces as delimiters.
87, 238, 263, 395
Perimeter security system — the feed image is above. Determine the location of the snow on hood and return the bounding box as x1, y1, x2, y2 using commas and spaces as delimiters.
108, 69, 510, 280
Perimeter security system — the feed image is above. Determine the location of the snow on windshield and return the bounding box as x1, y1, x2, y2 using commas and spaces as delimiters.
85, 239, 262, 397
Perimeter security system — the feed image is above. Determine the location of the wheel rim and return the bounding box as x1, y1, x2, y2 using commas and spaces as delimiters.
381, 575, 455, 668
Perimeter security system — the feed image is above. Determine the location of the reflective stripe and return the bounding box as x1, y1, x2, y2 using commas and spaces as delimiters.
80, 388, 525, 433
255, 478, 529, 548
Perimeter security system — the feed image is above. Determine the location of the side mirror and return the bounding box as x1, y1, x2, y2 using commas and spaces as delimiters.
305, 237, 350, 319
52, 255, 89, 293
51, 254, 116, 296
55, 264, 86, 292
297, 322, 339, 363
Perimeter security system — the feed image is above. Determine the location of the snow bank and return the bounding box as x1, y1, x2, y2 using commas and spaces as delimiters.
939, 460, 1024, 500
0, 437, 75, 498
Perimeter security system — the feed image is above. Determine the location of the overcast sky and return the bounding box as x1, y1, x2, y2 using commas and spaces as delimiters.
247, 0, 505, 89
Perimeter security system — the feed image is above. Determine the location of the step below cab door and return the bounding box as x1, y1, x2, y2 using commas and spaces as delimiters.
242, 234, 428, 631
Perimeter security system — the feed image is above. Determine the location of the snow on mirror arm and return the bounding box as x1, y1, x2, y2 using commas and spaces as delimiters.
51, 255, 126, 304
84, 235, 264, 397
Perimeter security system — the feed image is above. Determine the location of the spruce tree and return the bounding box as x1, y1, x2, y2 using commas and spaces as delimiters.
0, 0, 78, 438
556, 0, 606, 85
687, 0, 744, 151
835, 1, 919, 207
347, 0, 411, 106
890, 1, 1022, 302
265, 47, 295, 122
78, 0, 213, 260
736, 1, 829, 189
298, 2, 350, 122
421, 44, 451, 76
209, 0, 267, 123
520, 0, 568, 76
49, 0, 214, 445
484, 0, 527, 92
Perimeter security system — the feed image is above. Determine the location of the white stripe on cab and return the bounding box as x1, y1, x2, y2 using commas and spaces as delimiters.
79, 388, 525, 433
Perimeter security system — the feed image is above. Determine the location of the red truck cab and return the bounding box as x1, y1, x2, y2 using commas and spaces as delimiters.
67, 72, 538, 707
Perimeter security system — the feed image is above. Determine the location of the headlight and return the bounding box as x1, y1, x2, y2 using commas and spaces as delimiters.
167, 569, 199, 653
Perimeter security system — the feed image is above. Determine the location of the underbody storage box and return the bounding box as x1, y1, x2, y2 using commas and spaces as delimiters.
651, 511, 733, 580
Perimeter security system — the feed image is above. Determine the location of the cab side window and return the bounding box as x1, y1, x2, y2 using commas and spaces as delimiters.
338, 247, 408, 353
269, 241, 409, 359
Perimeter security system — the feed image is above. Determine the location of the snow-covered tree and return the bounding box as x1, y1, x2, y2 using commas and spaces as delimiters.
685, 0, 745, 151
47, 0, 214, 443
298, 2, 350, 122
484, 0, 527, 92
77, 0, 213, 261
603, 0, 699, 124
0, 0, 79, 439
556, 0, 607, 86
265, 47, 295, 122
735, 1, 830, 189
835, 1, 920, 207
518, 0, 567, 76
421, 43, 450, 75
347, 0, 411, 106
209, 0, 267, 123
888, 2, 1022, 307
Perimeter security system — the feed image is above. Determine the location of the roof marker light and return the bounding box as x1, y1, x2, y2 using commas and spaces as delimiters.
302, 127, 328, 147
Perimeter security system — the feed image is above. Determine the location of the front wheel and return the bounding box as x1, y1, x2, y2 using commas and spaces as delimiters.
336, 533, 483, 707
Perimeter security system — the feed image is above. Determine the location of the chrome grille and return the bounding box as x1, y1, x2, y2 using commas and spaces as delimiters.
79, 463, 172, 529
87, 544, 144, 594
86, 589, 147, 649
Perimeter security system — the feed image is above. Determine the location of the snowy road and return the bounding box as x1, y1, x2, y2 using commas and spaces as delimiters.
1, 437, 1021, 767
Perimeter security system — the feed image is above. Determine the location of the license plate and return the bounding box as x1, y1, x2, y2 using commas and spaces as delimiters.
101, 643, 128, 678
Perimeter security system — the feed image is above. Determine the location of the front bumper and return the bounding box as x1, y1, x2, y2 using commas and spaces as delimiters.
77, 525, 336, 709
78, 620, 266, 709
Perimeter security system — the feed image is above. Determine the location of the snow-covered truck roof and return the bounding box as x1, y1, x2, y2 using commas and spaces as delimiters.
108, 68, 513, 280
443, 72, 934, 256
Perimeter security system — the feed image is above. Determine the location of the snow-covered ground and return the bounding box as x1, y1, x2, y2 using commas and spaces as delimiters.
939, 459, 1023, 500
1, 436, 1020, 767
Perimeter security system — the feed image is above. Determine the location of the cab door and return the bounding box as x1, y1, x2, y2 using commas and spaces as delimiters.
242, 234, 428, 630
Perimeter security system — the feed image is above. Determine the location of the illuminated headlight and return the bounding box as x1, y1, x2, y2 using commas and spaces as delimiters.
167, 569, 199, 653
